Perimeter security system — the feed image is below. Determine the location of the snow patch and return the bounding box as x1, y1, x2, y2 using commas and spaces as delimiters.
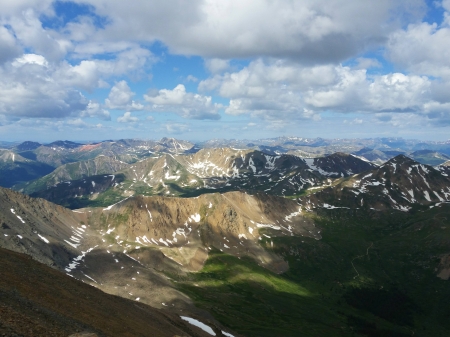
180, 316, 216, 336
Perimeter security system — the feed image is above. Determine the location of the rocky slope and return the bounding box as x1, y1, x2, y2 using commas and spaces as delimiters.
23, 148, 379, 209
300, 155, 450, 212
0, 187, 83, 268
0, 247, 215, 337
303, 152, 377, 178
2, 186, 318, 336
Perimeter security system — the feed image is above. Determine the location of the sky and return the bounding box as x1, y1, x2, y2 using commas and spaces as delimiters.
1, 0, 450, 142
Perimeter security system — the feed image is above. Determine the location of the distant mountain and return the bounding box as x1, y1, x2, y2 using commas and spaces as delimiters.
300, 155, 450, 212
351, 147, 395, 164
0, 149, 55, 187
45, 140, 84, 149
409, 149, 450, 166
29, 148, 378, 209
15, 155, 129, 194
304, 152, 377, 178
14, 141, 41, 151
29, 173, 126, 209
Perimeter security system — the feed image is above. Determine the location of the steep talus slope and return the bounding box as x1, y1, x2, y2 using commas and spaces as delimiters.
16, 155, 129, 194
41, 191, 316, 334
0, 248, 213, 337
300, 155, 450, 212
0, 187, 82, 268
82, 191, 318, 275
0, 149, 55, 187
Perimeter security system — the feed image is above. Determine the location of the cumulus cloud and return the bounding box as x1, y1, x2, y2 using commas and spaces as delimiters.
55, 47, 153, 91
386, 21, 450, 78
117, 111, 139, 123
199, 58, 450, 125
144, 84, 221, 120
105, 80, 144, 110
67, 0, 424, 62
0, 55, 88, 118
7, 8, 70, 61
80, 101, 111, 120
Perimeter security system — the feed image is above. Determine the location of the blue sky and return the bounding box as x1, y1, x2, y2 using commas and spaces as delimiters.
0, 0, 450, 142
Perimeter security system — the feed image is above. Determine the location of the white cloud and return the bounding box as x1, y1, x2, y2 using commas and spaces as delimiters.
198, 58, 450, 125
56, 47, 153, 91
366, 73, 430, 112
12, 53, 48, 67
67, 118, 104, 129
105, 81, 135, 109
0, 55, 88, 118
186, 75, 199, 82
386, 21, 450, 78
0, 26, 22, 64
68, 0, 424, 62
7, 8, 70, 61
353, 57, 382, 70
144, 84, 221, 120
205, 58, 229, 74
80, 101, 111, 121
164, 122, 189, 134
105, 80, 143, 110
117, 111, 139, 123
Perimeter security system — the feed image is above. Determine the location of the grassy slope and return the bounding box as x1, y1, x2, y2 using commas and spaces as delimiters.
172, 206, 450, 336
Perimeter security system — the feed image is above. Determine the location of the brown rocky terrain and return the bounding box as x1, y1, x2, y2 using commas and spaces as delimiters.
0, 247, 216, 337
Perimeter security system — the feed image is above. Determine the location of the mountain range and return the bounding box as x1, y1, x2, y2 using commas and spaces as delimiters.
1, 137, 450, 336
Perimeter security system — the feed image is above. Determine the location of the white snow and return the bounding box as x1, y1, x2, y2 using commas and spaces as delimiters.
190, 213, 201, 222
256, 223, 281, 230
16, 215, 25, 224
180, 316, 216, 336
285, 208, 302, 222
37, 234, 49, 244
424, 191, 432, 202
221, 331, 235, 337
103, 197, 131, 211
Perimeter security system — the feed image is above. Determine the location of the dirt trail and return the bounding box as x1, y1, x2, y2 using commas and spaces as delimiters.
351, 242, 373, 279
